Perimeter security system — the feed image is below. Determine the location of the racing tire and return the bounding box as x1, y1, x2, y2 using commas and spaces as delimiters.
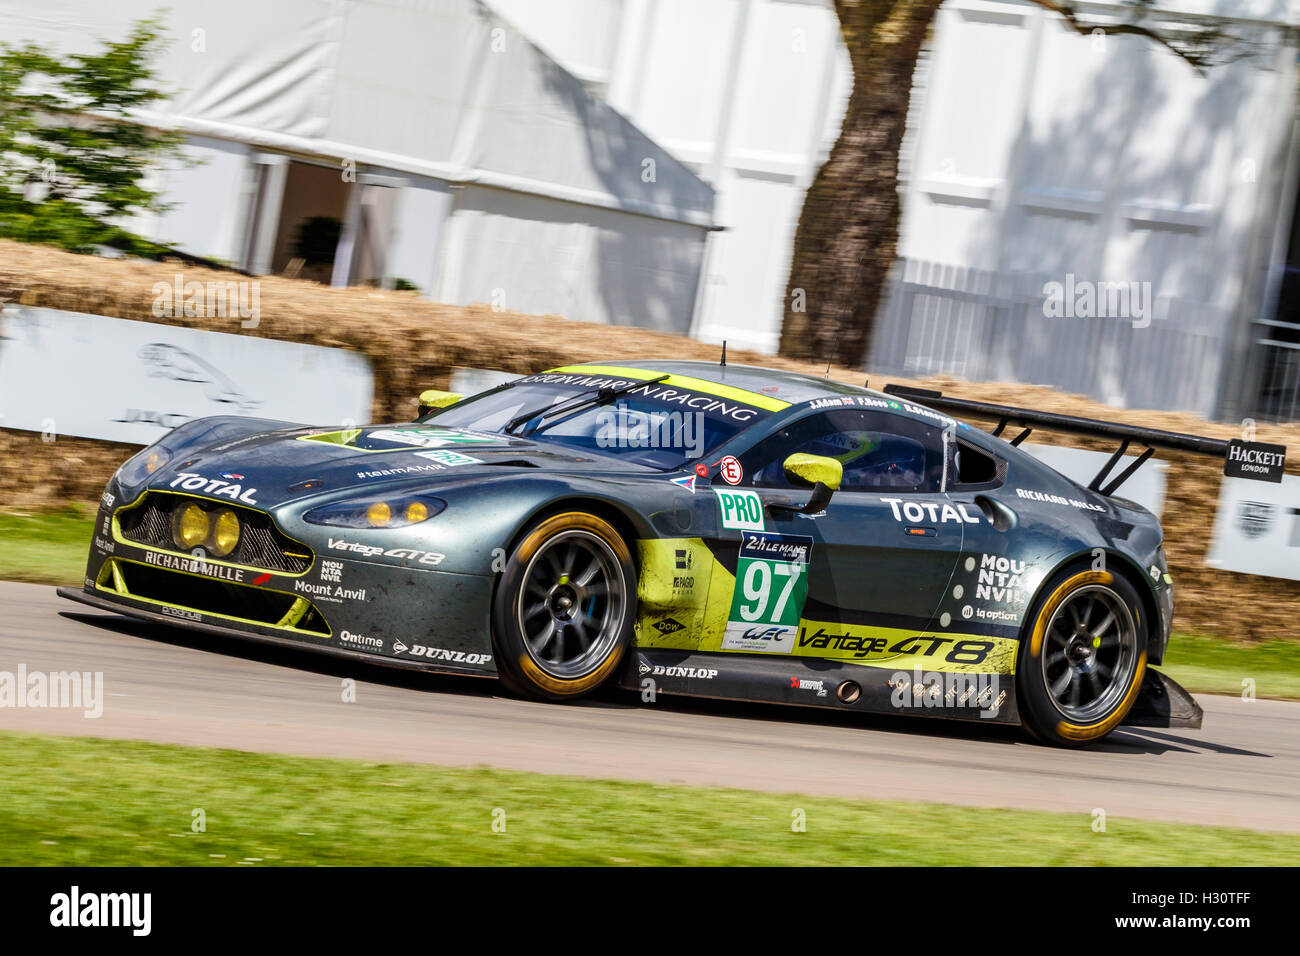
1016, 563, 1148, 747
492, 511, 636, 701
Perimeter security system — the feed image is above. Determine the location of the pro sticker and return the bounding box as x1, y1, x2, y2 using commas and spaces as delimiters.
714, 487, 764, 531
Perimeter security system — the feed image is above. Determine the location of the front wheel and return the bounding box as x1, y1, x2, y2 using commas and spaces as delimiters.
1016, 564, 1147, 747
491, 511, 635, 701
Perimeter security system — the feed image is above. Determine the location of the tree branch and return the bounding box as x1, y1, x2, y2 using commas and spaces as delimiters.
1031, 1, 1248, 76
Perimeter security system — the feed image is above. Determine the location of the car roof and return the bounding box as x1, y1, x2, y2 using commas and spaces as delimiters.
565, 359, 889, 407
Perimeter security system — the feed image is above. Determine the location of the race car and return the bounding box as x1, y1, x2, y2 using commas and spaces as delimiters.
59, 359, 1211, 746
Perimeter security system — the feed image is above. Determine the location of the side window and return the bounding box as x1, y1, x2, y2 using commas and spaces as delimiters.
736, 409, 945, 493
949, 437, 1005, 491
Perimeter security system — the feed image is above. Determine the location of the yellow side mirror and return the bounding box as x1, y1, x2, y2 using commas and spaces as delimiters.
417, 389, 464, 416
783, 453, 842, 491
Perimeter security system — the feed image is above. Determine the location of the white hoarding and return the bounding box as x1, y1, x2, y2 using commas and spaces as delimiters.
0, 306, 373, 446
449, 367, 518, 397
1206, 476, 1300, 581
1022, 443, 1168, 519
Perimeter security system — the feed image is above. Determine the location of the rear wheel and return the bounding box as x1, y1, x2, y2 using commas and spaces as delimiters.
491, 511, 635, 701
1016, 564, 1147, 747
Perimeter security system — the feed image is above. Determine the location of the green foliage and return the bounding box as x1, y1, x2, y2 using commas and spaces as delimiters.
0, 17, 184, 254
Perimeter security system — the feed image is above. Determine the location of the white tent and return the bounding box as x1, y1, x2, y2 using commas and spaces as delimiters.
0, 0, 715, 332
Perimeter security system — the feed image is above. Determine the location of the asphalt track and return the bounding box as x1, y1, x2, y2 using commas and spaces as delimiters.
1, 581, 1297, 833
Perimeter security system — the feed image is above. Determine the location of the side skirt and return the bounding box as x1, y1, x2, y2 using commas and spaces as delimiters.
55, 586, 498, 679
618, 648, 1022, 725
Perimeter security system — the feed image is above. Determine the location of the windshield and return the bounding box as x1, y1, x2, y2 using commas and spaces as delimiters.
421, 371, 775, 470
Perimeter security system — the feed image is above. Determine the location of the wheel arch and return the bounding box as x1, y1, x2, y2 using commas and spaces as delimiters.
503, 495, 646, 573
1032, 547, 1160, 660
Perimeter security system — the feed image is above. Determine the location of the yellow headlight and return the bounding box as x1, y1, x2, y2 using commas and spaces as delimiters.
405, 501, 429, 524
366, 502, 392, 527
210, 509, 241, 557
145, 452, 163, 474
173, 503, 209, 550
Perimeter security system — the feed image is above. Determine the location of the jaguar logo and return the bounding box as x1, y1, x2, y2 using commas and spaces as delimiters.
1237, 501, 1274, 540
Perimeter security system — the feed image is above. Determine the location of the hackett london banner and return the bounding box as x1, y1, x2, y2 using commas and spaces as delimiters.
0, 306, 374, 445
1223, 439, 1287, 483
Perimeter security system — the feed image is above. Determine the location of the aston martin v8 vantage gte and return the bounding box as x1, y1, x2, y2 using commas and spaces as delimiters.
59, 360, 1209, 746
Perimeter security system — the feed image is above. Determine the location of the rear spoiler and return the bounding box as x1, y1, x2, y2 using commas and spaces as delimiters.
882, 384, 1231, 498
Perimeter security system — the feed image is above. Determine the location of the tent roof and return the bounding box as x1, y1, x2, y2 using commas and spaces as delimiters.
0, 0, 715, 226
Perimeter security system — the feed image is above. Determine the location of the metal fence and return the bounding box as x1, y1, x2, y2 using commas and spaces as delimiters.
1247, 317, 1300, 422
868, 259, 1232, 419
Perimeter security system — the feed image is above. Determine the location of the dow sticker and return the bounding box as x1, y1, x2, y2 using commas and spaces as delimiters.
721, 532, 813, 654
714, 487, 765, 531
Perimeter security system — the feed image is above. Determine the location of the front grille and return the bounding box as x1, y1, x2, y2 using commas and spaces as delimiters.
102, 559, 330, 634
117, 493, 312, 574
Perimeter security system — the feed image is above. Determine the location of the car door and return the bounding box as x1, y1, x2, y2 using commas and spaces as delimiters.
710, 405, 971, 663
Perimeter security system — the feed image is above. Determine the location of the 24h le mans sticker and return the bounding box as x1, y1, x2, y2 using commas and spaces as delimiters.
721, 532, 813, 654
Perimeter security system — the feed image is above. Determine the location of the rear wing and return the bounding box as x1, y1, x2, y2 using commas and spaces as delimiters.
882, 384, 1231, 498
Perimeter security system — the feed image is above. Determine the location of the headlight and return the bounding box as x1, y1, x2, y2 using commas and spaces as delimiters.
304, 494, 446, 529
119, 444, 174, 488
210, 508, 241, 557
172, 502, 210, 550
168, 503, 242, 556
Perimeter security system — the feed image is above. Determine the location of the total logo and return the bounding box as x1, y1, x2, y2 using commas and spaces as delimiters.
880, 497, 980, 525
326, 539, 445, 566
168, 472, 258, 505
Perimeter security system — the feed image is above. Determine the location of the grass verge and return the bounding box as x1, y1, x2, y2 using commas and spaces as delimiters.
0, 504, 93, 585
1161, 631, 1300, 699
0, 506, 1295, 697
0, 731, 1295, 865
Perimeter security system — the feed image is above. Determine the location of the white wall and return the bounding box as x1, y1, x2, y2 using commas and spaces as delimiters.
147, 136, 255, 265
488, 0, 854, 352
489, 0, 1299, 375
436, 184, 706, 333
877, 0, 1298, 416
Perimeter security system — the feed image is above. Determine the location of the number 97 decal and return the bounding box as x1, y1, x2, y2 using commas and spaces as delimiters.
738, 560, 803, 623
722, 532, 813, 654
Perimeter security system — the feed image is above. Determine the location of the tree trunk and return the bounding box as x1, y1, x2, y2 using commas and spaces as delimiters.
779, 0, 943, 366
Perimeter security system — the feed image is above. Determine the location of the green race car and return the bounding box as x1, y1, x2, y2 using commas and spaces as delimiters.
59, 360, 1208, 746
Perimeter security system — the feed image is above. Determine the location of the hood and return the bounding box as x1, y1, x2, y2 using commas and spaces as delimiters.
139, 421, 646, 509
